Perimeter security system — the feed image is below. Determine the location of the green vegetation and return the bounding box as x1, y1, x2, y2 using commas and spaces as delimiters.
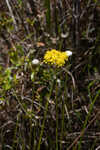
0, 0, 100, 150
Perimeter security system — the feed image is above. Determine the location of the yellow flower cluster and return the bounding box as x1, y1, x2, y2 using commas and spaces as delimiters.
43, 49, 69, 67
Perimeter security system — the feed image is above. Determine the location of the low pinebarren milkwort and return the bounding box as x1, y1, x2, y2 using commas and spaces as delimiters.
43, 49, 72, 67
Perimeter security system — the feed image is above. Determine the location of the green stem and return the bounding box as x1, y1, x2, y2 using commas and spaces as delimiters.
37, 80, 54, 150
78, 90, 100, 149
55, 80, 58, 150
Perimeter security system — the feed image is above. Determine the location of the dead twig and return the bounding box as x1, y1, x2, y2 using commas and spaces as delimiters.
67, 112, 100, 150
5, 0, 18, 31
63, 68, 76, 89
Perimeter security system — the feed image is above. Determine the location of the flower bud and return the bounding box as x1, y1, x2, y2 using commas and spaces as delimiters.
65, 51, 72, 57
32, 59, 39, 65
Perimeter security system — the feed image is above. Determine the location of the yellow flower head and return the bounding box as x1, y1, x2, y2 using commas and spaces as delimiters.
43, 49, 72, 67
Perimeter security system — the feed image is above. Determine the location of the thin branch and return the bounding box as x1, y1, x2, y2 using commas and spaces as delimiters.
5, 0, 18, 31
67, 112, 100, 150
80, 0, 92, 19
63, 68, 76, 89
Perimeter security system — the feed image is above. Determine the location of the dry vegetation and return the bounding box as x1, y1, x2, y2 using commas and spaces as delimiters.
0, 0, 100, 150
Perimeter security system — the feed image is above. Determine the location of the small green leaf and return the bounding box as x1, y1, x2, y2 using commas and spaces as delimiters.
3, 83, 12, 90
31, 72, 35, 81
